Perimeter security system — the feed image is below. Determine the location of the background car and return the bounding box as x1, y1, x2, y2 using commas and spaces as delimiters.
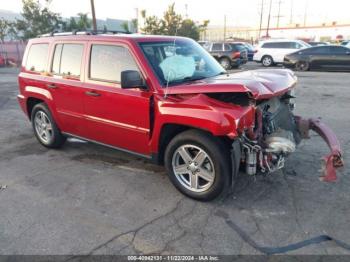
230, 42, 256, 61
207, 42, 248, 70
254, 39, 310, 67
341, 40, 350, 46
284, 45, 350, 71
0, 54, 6, 67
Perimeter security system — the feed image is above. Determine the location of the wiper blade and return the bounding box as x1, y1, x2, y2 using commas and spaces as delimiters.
182, 76, 207, 82
166, 76, 207, 85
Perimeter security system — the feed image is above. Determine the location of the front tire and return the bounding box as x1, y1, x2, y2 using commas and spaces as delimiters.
31, 103, 66, 148
295, 61, 309, 71
164, 130, 232, 201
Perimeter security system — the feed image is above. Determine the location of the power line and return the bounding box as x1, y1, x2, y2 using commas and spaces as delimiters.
274, 0, 284, 28
289, 0, 294, 25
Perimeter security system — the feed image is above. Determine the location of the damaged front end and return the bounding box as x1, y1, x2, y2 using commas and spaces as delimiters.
239, 91, 344, 181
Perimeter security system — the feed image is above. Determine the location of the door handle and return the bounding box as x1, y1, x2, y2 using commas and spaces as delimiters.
85, 91, 101, 97
46, 83, 57, 89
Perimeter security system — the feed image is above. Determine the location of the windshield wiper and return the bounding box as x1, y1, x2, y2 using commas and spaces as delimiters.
166, 75, 207, 86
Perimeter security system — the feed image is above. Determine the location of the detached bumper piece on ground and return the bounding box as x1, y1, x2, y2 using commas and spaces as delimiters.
296, 117, 344, 181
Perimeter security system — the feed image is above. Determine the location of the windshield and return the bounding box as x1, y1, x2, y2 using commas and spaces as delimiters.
299, 40, 312, 48
139, 39, 225, 86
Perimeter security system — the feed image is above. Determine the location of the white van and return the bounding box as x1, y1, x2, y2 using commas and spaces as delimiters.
254, 40, 310, 66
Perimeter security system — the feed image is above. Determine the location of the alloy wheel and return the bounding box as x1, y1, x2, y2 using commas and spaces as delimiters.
172, 144, 215, 193
262, 56, 272, 66
34, 110, 53, 144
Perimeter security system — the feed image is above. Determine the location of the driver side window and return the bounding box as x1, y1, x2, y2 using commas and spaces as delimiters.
89, 44, 139, 83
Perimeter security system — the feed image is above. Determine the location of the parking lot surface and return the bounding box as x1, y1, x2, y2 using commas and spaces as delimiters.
0, 64, 349, 255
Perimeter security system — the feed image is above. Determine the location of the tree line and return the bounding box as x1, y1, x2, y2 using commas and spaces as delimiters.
0, 0, 209, 41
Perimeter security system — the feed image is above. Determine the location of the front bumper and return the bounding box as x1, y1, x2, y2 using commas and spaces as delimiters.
283, 61, 295, 69
296, 116, 344, 181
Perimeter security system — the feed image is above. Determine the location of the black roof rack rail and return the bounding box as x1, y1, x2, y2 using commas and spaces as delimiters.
40, 29, 132, 38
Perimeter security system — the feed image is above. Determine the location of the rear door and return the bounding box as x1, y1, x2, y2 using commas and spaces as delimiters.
261, 42, 285, 63
82, 42, 152, 156
46, 42, 88, 136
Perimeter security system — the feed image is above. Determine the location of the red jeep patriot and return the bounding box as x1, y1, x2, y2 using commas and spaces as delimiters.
18, 32, 343, 201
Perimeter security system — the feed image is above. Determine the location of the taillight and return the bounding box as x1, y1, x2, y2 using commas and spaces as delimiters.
232, 51, 241, 59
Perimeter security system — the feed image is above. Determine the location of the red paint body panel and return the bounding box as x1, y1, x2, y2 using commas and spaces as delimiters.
150, 94, 256, 152
82, 82, 151, 154
160, 69, 297, 100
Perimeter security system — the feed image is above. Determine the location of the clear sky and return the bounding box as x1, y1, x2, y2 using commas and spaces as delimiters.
0, 0, 349, 28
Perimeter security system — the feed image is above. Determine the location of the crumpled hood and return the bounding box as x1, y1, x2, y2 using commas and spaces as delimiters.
164, 69, 297, 100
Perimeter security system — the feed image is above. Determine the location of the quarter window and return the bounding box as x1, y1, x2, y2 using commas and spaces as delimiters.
51, 44, 84, 77
89, 45, 139, 83
26, 44, 49, 72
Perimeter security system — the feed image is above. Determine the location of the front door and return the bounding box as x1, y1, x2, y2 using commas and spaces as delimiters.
82, 43, 151, 156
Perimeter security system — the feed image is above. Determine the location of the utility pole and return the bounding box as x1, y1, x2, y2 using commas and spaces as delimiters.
275, 0, 283, 28
303, 0, 308, 27
90, 0, 97, 31
289, 0, 294, 25
185, 4, 188, 19
266, 0, 272, 37
223, 15, 227, 42
258, 0, 264, 39
135, 8, 139, 33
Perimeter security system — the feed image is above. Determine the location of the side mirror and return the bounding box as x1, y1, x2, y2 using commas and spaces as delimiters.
121, 70, 147, 89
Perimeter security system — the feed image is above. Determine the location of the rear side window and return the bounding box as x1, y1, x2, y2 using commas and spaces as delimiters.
262, 42, 273, 48
89, 44, 139, 83
212, 43, 223, 51
51, 43, 84, 77
262, 42, 287, 48
26, 44, 49, 72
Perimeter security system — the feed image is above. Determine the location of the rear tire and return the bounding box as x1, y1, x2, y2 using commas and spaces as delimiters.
261, 55, 274, 67
164, 129, 232, 201
219, 57, 232, 70
31, 103, 66, 148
